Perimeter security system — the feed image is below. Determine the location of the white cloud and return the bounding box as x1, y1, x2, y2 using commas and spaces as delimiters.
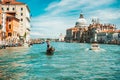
45, 0, 115, 15
89, 8, 120, 24
30, 32, 45, 36
31, 15, 76, 38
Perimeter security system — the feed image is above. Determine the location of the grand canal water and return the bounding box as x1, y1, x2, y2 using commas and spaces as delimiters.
0, 42, 120, 80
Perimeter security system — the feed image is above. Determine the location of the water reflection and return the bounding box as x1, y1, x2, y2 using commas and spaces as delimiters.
46, 55, 53, 60
0, 46, 30, 79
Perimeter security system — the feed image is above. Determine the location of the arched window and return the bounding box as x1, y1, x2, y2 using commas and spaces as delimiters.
9, 24, 11, 29
8, 33, 12, 36
0, 24, 2, 29
13, 8, 15, 10
7, 8, 9, 11
21, 13, 23, 16
21, 8, 23, 11
21, 18, 23, 21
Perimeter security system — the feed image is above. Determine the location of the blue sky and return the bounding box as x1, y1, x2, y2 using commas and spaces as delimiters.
18, 0, 120, 38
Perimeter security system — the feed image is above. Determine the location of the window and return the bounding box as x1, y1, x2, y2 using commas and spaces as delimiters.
21, 13, 23, 16
21, 8, 23, 11
8, 33, 12, 36
9, 24, 11, 29
12, 8, 15, 10
21, 18, 23, 21
2, 7, 4, 11
7, 8, 9, 11
0, 24, 2, 29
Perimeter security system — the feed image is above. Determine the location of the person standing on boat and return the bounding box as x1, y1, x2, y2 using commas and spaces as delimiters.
46, 40, 50, 49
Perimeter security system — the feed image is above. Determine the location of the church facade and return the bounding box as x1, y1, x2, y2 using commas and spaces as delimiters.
65, 13, 88, 42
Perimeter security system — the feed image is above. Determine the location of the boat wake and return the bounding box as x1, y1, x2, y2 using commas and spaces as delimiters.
85, 48, 106, 52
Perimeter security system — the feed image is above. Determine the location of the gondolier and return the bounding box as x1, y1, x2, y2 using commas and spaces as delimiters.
46, 40, 55, 55
46, 40, 50, 49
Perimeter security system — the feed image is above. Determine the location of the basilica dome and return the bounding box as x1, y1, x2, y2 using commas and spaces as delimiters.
75, 13, 87, 27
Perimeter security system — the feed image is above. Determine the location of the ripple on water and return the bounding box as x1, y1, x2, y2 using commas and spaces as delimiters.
0, 42, 120, 80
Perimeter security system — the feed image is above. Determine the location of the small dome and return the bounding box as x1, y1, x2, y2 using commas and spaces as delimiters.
75, 13, 87, 27
76, 18, 87, 26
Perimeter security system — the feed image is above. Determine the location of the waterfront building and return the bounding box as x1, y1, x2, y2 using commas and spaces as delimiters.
65, 27, 79, 42
6, 12, 19, 44
85, 19, 116, 43
75, 13, 88, 42
97, 32, 107, 43
89, 18, 116, 43
0, 5, 6, 45
65, 13, 120, 44
0, 6, 2, 44
0, 7, 1, 21
112, 30, 120, 44
59, 33, 64, 42
0, 0, 31, 42
65, 13, 88, 42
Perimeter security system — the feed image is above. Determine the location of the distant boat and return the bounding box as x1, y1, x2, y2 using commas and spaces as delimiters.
89, 43, 100, 50
46, 47, 55, 55
23, 43, 30, 47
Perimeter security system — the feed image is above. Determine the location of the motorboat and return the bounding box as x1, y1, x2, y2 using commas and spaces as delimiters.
89, 43, 100, 50
46, 47, 55, 55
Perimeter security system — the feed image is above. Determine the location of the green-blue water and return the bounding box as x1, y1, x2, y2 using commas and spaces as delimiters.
0, 42, 120, 80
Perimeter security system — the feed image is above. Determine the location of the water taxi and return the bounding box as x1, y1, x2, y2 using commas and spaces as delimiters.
89, 43, 100, 50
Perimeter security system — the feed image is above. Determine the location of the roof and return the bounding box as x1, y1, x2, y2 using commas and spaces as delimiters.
0, 0, 30, 12
0, 0, 25, 5
67, 27, 79, 31
100, 30, 115, 33
115, 30, 120, 33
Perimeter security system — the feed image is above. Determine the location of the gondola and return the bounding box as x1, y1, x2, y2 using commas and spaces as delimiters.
46, 47, 55, 55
